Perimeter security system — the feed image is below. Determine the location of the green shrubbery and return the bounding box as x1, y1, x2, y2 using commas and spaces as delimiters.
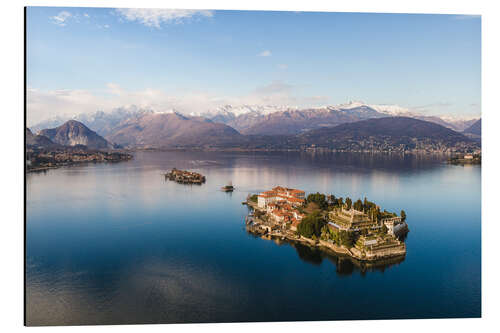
297, 212, 326, 238
305, 193, 328, 210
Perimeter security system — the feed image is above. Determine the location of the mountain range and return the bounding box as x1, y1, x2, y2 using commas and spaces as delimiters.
28, 102, 480, 152
27, 115, 478, 152
196, 102, 478, 134
30, 102, 479, 138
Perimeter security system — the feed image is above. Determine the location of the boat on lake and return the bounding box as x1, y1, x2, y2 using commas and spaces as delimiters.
221, 181, 234, 192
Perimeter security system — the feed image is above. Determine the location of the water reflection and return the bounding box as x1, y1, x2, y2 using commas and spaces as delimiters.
276, 241, 406, 276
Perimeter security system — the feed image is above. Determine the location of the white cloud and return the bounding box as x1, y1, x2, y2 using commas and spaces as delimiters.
257, 50, 272, 57
50, 11, 72, 26
115, 8, 213, 28
277, 64, 288, 70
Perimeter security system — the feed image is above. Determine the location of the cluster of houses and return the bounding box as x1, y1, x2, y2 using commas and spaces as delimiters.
255, 186, 407, 238
257, 186, 307, 231
26, 149, 132, 171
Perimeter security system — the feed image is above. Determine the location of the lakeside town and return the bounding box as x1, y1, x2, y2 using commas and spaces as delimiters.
245, 186, 409, 262
26, 147, 133, 172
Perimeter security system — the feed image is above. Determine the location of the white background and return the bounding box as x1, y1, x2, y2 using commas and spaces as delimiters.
1, 0, 498, 331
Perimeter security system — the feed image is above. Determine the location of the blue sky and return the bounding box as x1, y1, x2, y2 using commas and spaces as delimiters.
26, 7, 481, 124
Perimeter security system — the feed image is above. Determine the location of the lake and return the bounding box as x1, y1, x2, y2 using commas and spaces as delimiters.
25, 151, 481, 325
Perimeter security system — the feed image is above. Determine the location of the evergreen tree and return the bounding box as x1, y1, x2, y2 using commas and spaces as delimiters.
345, 197, 352, 210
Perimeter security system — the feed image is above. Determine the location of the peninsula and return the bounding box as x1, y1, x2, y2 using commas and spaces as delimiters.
26, 147, 132, 172
245, 186, 409, 262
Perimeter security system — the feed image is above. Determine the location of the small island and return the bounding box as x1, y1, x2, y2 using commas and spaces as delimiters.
165, 168, 206, 184
448, 153, 481, 165
245, 186, 409, 262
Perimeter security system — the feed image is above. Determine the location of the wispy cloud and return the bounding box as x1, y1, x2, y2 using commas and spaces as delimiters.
277, 64, 288, 70
114, 8, 213, 28
257, 50, 272, 57
50, 11, 72, 26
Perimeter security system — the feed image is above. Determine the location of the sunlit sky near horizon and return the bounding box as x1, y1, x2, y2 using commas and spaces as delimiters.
26, 7, 481, 124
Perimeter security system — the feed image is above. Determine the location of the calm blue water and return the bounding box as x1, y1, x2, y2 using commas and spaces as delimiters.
26, 151, 481, 325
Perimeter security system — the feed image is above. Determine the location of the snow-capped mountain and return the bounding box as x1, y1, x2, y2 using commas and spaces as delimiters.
193, 101, 479, 134
31, 101, 480, 139
30, 105, 155, 136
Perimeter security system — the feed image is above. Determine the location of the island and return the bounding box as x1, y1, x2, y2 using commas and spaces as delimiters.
245, 186, 409, 262
448, 153, 481, 165
165, 168, 206, 184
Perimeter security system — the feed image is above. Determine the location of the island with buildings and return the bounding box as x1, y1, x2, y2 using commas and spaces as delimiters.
448, 153, 481, 165
165, 168, 206, 185
245, 186, 409, 262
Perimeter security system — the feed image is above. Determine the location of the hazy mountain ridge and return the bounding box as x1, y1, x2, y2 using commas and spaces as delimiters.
463, 119, 481, 136
211, 117, 478, 152
297, 117, 472, 145
26, 128, 60, 149
105, 112, 243, 148
31, 106, 155, 136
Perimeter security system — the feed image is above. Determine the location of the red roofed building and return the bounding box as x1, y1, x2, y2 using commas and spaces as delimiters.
258, 186, 306, 208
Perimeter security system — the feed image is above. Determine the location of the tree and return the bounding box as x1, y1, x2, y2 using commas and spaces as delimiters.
345, 197, 352, 210
306, 192, 328, 210
353, 199, 363, 211
330, 229, 340, 245
400, 210, 407, 222
297, 212, 326, 238
339, 230, 355, 248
